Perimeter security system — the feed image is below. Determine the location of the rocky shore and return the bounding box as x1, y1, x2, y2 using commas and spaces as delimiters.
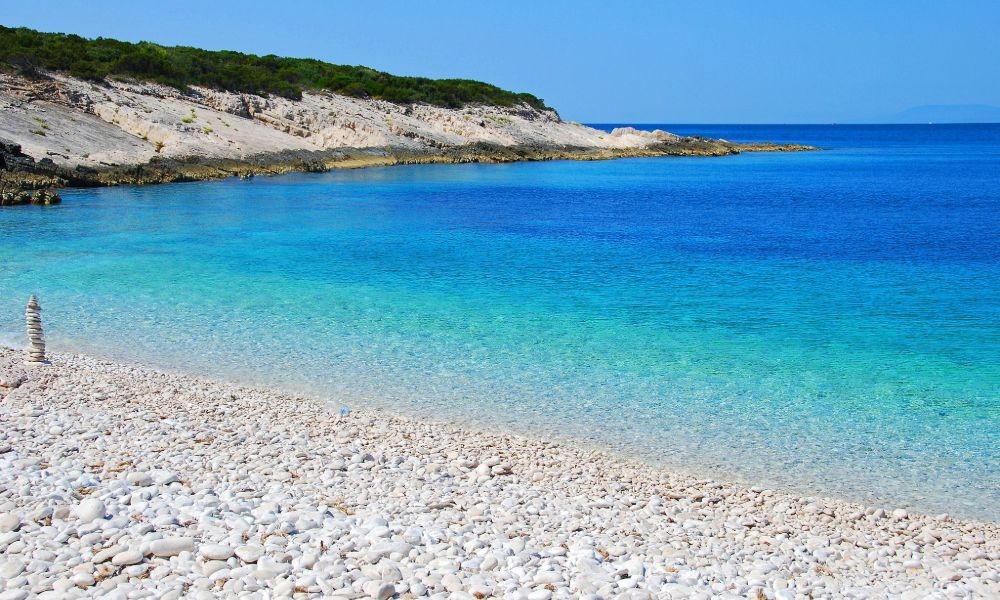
0, 72, 813, 199
1, 347, 997, 599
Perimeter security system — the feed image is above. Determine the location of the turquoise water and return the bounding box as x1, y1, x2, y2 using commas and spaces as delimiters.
1, 124, 998, 519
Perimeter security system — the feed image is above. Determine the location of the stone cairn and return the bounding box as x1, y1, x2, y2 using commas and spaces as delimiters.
25, 295, 47, 365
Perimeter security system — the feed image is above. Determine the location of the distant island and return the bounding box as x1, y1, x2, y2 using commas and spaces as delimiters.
0, 26, 811, 205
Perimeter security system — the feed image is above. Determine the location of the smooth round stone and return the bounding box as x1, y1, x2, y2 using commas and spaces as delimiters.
442, 573, 463, 592
201, 560, 229, 577
0, 558, 27, 579
111, 549, 143, 566
200, 544, 235, 561
534, 571, 562, 585
0, 513, 20, 533
149, 537, 195, 557
126, 473, 153, 487
235, 545, 264, 563
370, 542, 411, 557
75, 499, 106, 522
154, 472, 180, 485
374, 582, 395, 600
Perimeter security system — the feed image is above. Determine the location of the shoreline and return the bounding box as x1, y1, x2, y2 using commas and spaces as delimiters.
2, 139, 814, 198
0, 339, 989, 522
2, 347, 997, 598
0, 70, 814, 203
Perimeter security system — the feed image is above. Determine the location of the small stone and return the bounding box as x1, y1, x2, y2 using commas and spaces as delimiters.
127, 472, 153, 486
111, 549, 144, 566
149, 537, 195, 557
442, 574, 464, 592
932, 566, 961, 581
154, 472, 180, 485
71, 572, 96, 588
534, 571, 562, 585
200, 543, 235, 560
235, 545, 264, 563
0, 513, 21, 533
75, 499, 106, 522
370, 542, 411, 557
201, 560, 229, 577
0, 558, 26, 579
92, 545, 121, 564
480, 554, 498, 571
374, 582, 395, 600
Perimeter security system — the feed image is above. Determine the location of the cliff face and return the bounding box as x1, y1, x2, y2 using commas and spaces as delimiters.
0, 72, 680, 170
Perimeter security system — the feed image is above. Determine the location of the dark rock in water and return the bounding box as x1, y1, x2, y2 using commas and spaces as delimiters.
0, 190, 31, 206
0, 188, 60, 206
30, 189, 61, 205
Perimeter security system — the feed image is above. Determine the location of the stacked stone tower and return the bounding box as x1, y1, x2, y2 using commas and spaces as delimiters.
25, 295, 46, 365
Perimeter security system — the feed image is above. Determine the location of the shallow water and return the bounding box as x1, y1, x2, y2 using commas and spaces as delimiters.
2, 124, 998, 519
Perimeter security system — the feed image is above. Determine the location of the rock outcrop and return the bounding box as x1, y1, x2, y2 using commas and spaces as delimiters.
0, 137, 63, 205
0, 72, 814, 196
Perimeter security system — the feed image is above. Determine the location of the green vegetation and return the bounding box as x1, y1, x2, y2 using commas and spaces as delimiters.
0, 25, 549, 110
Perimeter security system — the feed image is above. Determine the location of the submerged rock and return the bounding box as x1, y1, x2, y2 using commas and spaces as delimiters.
29, 188, 61, 205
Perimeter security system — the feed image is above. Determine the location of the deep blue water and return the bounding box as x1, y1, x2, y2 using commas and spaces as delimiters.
2, 124, 998, 519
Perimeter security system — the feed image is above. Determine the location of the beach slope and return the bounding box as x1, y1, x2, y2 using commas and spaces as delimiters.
1, 348, 997, 599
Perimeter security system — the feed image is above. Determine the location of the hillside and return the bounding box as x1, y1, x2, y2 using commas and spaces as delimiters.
0, 25, 547, 109
0, 28, 812, 202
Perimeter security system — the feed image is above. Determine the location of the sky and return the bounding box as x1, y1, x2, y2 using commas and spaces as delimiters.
2, 1, 999, 123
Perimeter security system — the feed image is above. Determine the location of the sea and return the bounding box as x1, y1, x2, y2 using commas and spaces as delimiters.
1, 124, 997, 519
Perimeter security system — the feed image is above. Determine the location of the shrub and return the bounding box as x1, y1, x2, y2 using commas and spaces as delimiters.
0, 25, 549, 110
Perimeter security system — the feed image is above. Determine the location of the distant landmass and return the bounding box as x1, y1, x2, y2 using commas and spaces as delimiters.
880, 104, 1000, 124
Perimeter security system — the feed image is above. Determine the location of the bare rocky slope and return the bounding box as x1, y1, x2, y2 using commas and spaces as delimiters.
0, 72, 811, 198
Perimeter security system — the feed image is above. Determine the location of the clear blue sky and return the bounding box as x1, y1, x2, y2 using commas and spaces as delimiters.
2, 1, 998, 123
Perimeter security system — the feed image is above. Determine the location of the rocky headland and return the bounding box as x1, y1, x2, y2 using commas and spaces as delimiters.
0, 72, 812, 201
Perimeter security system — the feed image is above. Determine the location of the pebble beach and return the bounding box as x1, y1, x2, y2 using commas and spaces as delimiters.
1, 347, 998, 599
